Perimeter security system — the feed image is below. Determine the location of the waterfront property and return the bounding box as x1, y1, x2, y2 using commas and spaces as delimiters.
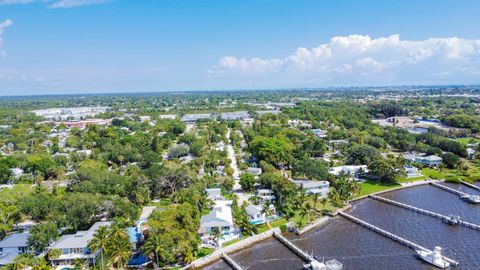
49, 221, 112, 266
404, 152, 443, 167
245, 203, 276, 225
199, 200, 235, 235
0, 232, 29, 266
404, 165, 422, 178
291, 180, 330, 196
328, 165, 367, 180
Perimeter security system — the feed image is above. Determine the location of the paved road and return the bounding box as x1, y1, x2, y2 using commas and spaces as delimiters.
226, 128, 247, 205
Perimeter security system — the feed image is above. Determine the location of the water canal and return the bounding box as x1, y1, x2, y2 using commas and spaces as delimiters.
203, 183, 480, 270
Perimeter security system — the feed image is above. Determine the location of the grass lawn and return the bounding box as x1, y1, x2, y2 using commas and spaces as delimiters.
355, 181, 401, 198
196, 247, 214, 258
456, 137, 479, 145
256, 217, 287, 233
397, 175, 428, 183
222, 237, 242, 247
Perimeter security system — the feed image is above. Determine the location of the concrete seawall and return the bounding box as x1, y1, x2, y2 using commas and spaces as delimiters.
350, 179, 436, 203
185, 227, 281, 269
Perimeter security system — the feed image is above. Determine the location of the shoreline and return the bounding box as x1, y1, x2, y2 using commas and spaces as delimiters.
186, 179, 436, 269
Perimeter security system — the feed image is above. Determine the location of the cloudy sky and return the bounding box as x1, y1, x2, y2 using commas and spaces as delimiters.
0, 0, 479, 95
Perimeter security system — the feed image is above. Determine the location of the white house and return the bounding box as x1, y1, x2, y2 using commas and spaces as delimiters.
328, 165, 367, 179
404, 165, 422, 178
206, 188, 222, 201
10, 168, 24, 179
292, 180, 330, 196
49, 221, 112, 266
245, 203, 276, 225
404, 152, 442, 167
246, 167, 262, 176
199, 200, 234, 235
0, 232, 30, 266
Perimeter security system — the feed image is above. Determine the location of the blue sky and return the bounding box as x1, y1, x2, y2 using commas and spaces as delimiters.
0, 0, 479, 95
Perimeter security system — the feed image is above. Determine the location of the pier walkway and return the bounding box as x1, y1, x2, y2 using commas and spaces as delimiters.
273, 231, 314, 262
430, 182, 467, 196
461, 180, 480, 192
221, 253, 244, 270
338, 211, 459, 267
369, 195, 480, 231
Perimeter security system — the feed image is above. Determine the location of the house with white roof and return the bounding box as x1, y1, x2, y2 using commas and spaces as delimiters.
49, 221, 112, 266
403, 152, 442, 167
246, 167, 262, 176
206, 188, 223, 201
328, 165, 368, 180
291, 180, 330, 196
0, 232, 30, 266
199, 200, 234, 235
245, 203, 276, 225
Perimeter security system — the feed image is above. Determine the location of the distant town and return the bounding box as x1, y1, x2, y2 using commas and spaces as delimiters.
0, 86, 479, 270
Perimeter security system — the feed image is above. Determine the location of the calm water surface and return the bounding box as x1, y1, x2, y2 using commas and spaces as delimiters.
204, 184, 480, 270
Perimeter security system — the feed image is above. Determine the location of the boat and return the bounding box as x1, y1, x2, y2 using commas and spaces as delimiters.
443, 214, 460, 225
416, 246, 450, 269
303, 260, 327, 270
460, 194, 480, 204
304, 258, 343, 270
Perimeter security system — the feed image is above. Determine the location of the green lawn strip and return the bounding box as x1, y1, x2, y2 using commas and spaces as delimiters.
222, 237, 242, 247
355, 181, 401, 198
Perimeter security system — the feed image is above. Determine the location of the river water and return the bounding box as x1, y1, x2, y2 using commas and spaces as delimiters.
203, 183, 480, 270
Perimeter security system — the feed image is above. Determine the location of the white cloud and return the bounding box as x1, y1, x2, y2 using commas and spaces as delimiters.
48, 0, 110, 9
211, 34, 480, 85
0, 0, 110, 8
0, 19, 13, 58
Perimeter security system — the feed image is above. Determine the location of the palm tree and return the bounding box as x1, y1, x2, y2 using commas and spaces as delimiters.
141, 233, 163, 267
110, 224, 128, 241
73, 258, 89, 270
87, 225, 110, 270
262, 201, 274, 229
108, 238, 132, 269
312, 193, 320, 210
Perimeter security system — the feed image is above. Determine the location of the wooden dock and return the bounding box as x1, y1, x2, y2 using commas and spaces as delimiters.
338, 211, 459, 267
221, 253, 245, 270
369, 195, 480, 231
460, 180, 480, 192
273, 231, 314, 262
430, 182, 467, 196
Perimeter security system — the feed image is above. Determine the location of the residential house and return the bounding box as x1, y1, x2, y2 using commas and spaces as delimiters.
246, 167, 262, 176
311, 129, 328, 138
199, 200, 234, 235
0, 232, 30, 266
206, 188, 223, 201
328, 165, 368, 180
245, 203, 276, 225
404, 152, 443, 167
404, 165, 422, 178
291, 180, 330, 196
49, 221, 112, 266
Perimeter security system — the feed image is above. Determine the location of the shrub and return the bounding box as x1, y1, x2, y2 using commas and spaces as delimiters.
445, 175, 460, 183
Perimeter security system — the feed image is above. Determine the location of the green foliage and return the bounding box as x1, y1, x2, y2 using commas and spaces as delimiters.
441, 152, 461, 169
28, 222, 58, 253
367, 156, 406, 183
250, 137, 293, 166
348, 144, 380, 165
146, 203, 200, 264
239, 173, 255, 192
